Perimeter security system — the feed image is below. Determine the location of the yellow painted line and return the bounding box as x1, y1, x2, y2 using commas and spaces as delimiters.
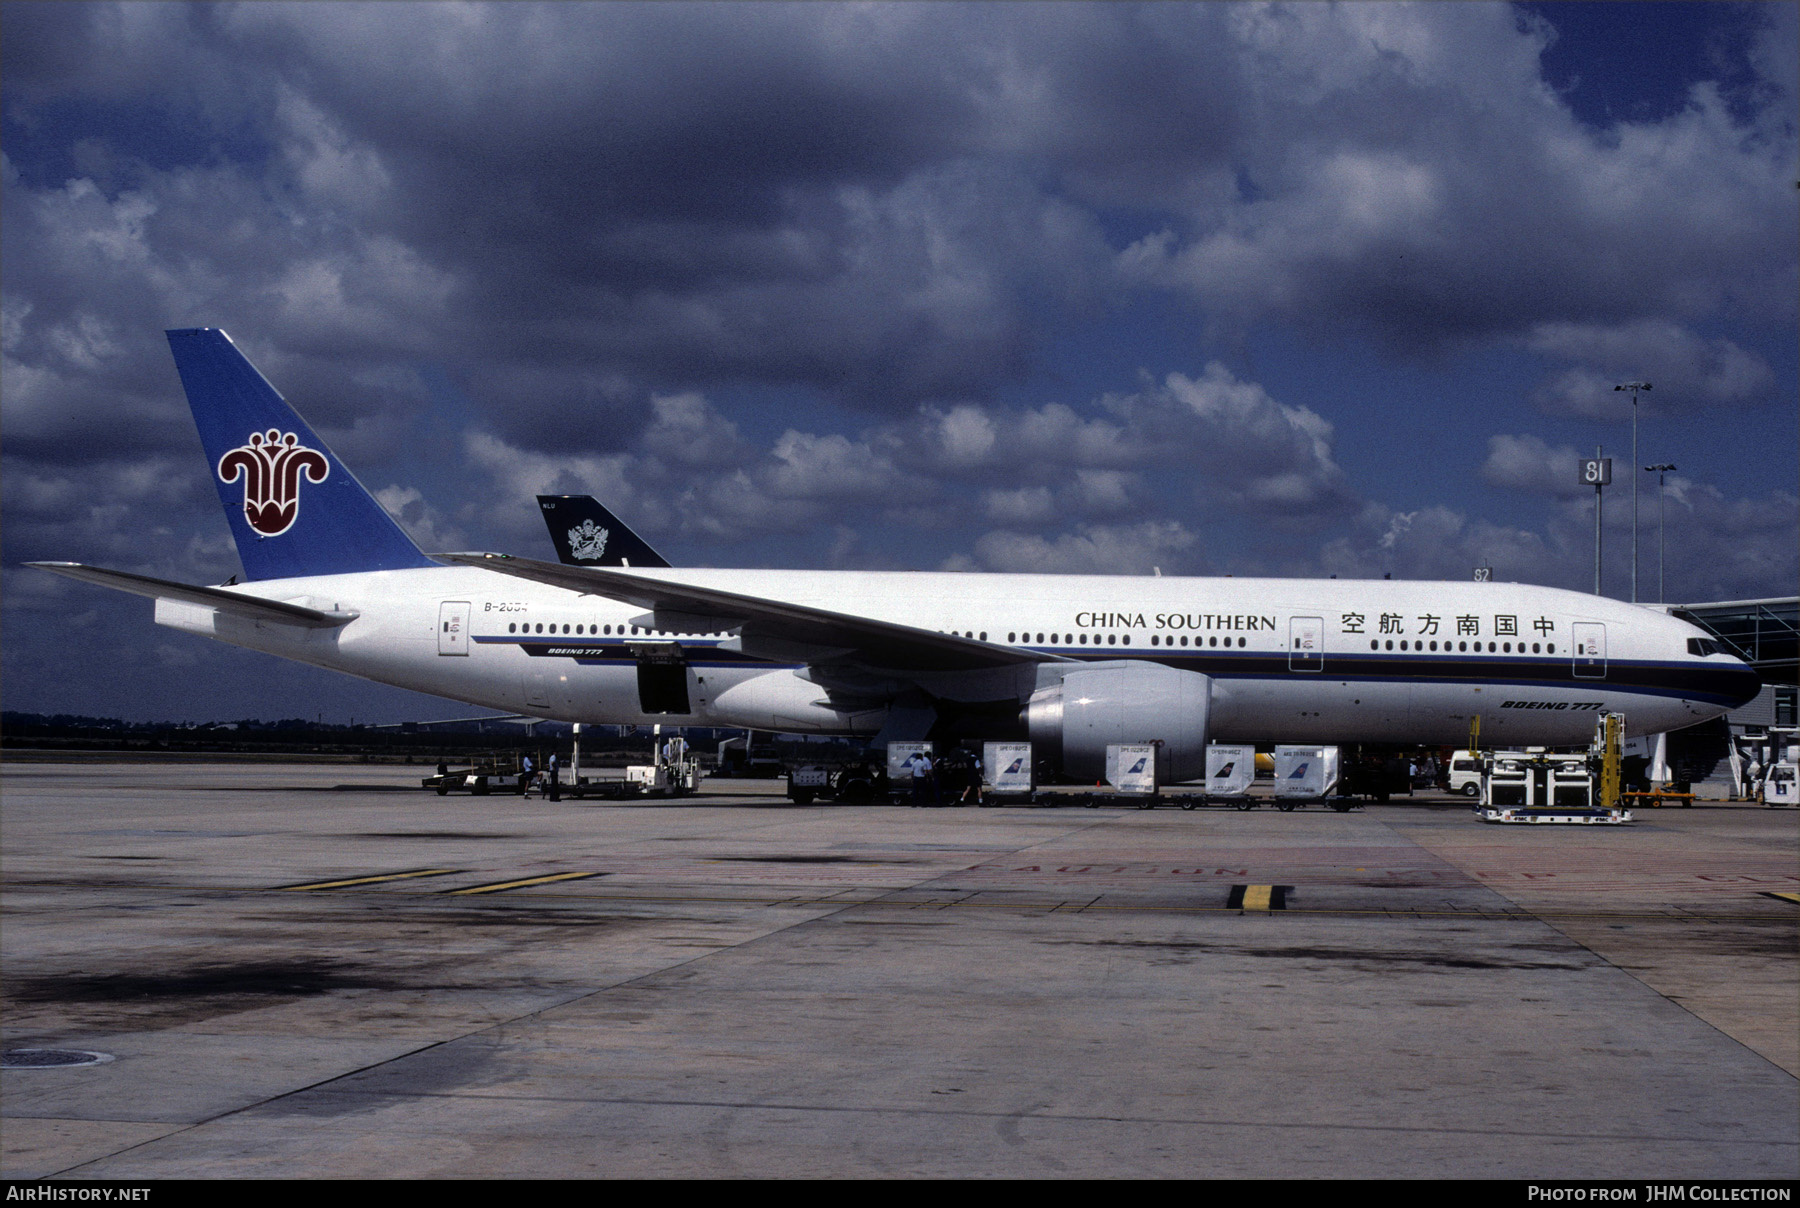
282, 868, 459, 891
1764, 892, 1800, 905
1243, 884, 1273, 911
444, 872, 598, 896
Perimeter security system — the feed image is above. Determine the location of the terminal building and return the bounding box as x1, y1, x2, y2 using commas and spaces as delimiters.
1673, 597, 1798, 730
1669, 597, 1796, 794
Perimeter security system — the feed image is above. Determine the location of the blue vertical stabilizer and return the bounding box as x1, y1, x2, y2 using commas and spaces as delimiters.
166, 328, 436, 580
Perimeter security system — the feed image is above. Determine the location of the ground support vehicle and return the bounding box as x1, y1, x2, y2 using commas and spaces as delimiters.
786, 761, 888, 804
1270, 745, 1342, 811
1179, 793, 1259, 812
422, 754, 528, 796
1763, 761, 1798, 807
1620, 789, 1695, 808
1445, 752, 1484, 798
715, 736, 786, 778
1481, 805, 1632, 824
1482, 752, 1594, 809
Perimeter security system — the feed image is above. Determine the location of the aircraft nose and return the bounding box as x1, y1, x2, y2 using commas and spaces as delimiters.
1723, 659, 1763, 709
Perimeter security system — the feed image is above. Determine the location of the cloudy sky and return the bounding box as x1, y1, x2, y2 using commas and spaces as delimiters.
4, 1, 1796, 722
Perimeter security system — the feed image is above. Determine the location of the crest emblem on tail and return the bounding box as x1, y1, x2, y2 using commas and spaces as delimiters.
567, 519, 610, 560
217, 429, 329, 536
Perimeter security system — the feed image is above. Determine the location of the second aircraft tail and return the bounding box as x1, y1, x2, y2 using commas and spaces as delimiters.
537, 495, 671, 568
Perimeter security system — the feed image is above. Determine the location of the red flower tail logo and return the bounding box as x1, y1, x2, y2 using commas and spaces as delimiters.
218, 430, 329, 536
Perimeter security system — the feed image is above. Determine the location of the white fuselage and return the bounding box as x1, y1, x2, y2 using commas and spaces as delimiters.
154, 565, 1758, 749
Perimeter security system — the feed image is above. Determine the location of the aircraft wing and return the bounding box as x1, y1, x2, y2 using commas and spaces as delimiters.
439, 552, 1068, 672
26, 563, 359, 629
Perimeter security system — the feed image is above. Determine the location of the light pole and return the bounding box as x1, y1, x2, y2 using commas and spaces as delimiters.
1614, 381, 1650, 602
1646, 463, 1676, 603
1581, 449, 1612, 595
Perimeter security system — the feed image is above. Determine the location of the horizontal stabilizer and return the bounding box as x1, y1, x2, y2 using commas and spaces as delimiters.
26, 562, 358, 629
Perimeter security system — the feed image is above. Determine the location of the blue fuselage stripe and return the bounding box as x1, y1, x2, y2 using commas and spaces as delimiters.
472, 637, 1749, 706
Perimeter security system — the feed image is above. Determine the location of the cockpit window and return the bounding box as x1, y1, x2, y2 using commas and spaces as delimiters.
1687, 638, 1723, 656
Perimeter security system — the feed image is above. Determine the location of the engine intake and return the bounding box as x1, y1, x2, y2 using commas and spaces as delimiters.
1026, 661, 1211, 784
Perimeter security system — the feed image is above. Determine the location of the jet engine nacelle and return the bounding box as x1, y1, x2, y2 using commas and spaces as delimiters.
1026, 661, 1211, 784
708, 668, 886, 735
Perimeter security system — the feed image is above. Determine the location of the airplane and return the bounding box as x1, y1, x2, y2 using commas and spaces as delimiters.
28, 329, 1763, 783
537, 495, 671, 568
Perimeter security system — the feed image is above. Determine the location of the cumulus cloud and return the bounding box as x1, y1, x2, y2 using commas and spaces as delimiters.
954, 521, 1202, 576
373, 485, 464, 553
1316, 483, 1797, 604
1524, 320, 1778, 417
1480, 434, 1589, 500
9, 2, 1790, 446
1321, 502, 1575, 586
877, 363, 1355, 522
452, 355, 1349, 562
1115, 4, 1796, 349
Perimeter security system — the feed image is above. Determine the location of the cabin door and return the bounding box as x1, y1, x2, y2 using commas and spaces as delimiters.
1571, 622, 1607, 679
1289, 616, 1324, 672
438, 601, 471, 656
